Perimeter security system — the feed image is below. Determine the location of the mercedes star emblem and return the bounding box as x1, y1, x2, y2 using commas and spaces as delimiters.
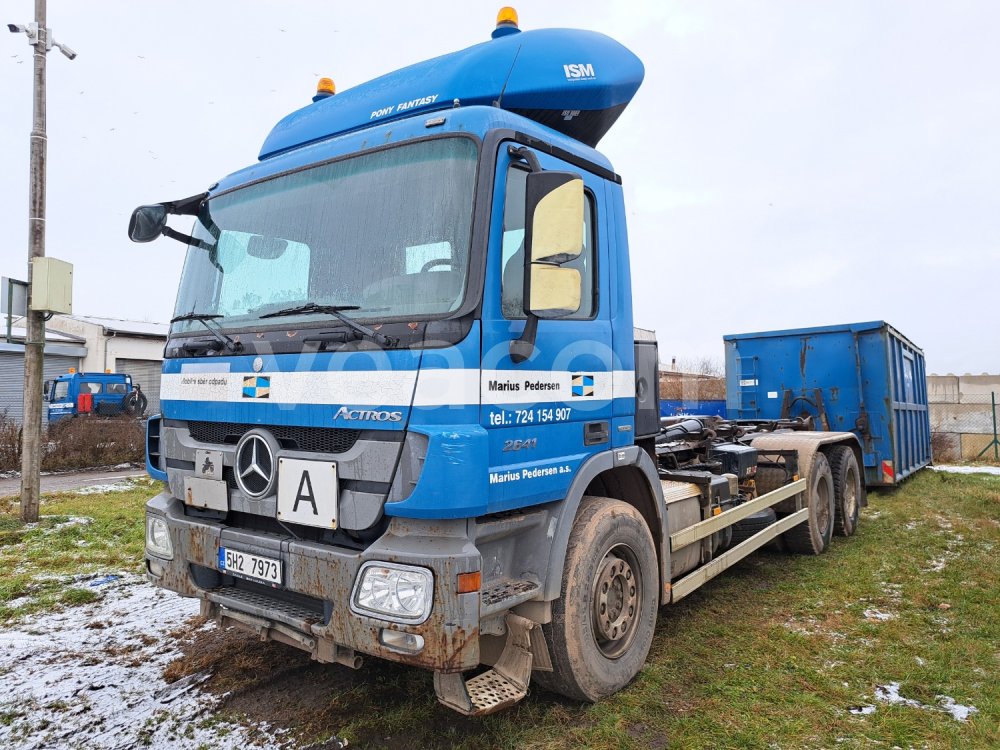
234, 432, 275, 498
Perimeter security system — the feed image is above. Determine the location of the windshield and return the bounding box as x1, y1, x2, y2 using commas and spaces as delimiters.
171, 137, 478, 335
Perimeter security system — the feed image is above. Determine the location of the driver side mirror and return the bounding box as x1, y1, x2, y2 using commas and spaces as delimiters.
128, 204, 168, 243
509, 170, 585, 364
42, 380, 51, 401
523, 171, 585, 317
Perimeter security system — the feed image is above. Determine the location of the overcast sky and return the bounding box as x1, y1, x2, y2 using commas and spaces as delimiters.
1, 1, 997, 375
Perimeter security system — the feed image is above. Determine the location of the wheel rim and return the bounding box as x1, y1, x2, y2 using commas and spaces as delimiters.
815, 476, 832, 536
843, 466, 859, 520
591, 545, 642, 659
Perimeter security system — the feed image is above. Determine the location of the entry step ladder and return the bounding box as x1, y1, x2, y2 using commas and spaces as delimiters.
734, 355, 760, 418
434, 613, 547, 715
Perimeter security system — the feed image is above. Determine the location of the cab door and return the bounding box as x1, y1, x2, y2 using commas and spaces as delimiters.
479, 143, 612, 513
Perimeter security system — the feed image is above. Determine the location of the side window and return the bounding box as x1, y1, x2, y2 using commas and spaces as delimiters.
53, 381, 69, 400
81, 382, 103, 395
107, 382, 127, 395
500, 164, 596, 320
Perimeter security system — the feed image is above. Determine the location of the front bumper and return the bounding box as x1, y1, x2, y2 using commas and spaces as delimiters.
145, 492, 481, 671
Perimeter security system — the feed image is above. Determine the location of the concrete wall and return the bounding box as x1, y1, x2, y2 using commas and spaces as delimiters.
928, 374, 999, 461
45, 317, 165, 373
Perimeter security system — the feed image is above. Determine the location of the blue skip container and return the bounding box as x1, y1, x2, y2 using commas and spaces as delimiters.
724, 321, 931, 486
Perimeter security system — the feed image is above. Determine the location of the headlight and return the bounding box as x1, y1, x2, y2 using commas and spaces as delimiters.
350, 561, 433, 624
146, 516, 173, 559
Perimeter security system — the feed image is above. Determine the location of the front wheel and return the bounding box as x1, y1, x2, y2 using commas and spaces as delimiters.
534, 497, 658, 702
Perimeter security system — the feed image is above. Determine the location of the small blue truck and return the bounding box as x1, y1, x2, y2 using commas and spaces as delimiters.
44, 371, 148, 424
129, 9, 869, 714
724, 321, 931, 486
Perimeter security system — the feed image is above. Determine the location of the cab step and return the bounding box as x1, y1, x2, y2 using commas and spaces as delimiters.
480, 578, 540, 617
433, 613, 539, 715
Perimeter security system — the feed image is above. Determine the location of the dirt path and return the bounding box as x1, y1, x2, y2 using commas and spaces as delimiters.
0, 467, 147, 499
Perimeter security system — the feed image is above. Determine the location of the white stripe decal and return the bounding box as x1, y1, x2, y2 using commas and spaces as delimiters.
161, 371, 417, 406
161, 369, 638, 407
481, 369, 613, 404
613, 370, 637, 399
412, 369, 479, 407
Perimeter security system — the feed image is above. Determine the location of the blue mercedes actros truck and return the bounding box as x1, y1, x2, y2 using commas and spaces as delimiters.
130, 9, 867, 714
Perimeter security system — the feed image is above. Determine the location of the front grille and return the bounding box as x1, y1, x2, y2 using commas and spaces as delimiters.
188, 421, 361, 454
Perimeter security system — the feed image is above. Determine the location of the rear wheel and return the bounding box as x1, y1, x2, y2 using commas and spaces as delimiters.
534, 497, 658, 702
827, 445, 861, 537
783, 452, 835, 555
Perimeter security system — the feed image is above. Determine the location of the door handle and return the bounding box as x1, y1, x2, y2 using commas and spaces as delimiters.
584, 420, 609, 446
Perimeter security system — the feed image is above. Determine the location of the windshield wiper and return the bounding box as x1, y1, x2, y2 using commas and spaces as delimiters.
170, 312, 243, 354
259, 303, 396, 347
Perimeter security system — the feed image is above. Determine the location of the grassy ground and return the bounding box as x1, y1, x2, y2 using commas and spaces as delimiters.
0, 478, 155, 623
1, 470, 997, 749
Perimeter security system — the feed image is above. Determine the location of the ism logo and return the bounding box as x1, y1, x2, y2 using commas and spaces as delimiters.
563, 63, 595, 80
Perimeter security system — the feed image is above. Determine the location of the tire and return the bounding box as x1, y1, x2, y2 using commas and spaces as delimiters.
123, 392, 148, 417
533, 497, 658, 702
729, 507, 777, 546
827, 445, 862, 537
783, 452, 835, 555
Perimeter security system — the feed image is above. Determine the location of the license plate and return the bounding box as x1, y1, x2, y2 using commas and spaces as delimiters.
218, 547, 282, 585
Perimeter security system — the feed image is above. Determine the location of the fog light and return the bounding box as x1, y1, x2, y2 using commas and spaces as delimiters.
146, 516, 173, 559
380, 629, 425, 653
148, 559, 166, 578
350, 561, 433, 624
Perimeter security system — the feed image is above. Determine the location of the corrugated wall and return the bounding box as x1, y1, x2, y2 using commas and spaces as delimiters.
116, 358, 162, 416
0, 352, 82, 426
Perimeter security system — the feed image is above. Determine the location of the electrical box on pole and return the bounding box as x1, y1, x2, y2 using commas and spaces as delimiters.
29, 257, 72, 314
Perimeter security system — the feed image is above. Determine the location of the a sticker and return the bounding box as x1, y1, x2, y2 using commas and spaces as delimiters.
572, 373, 595, 397
767, 391, 779, 399
242, 375, 271, 399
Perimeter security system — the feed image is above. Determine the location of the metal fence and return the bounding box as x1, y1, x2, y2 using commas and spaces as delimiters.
930, 391, 1000, 462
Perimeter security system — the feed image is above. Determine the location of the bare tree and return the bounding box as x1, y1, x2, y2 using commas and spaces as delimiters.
670, 356, 724, 377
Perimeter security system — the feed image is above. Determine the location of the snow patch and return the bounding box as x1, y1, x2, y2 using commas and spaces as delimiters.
923, 524, 964, 573
938, 695, 978, 722
931, 464, 1000, 476
42, 516, 93, 534
0, 575, 282, 749
870, 681, 978, 722
864, 608, 897, 622
782, 615, 844, 640
849, 704, 877, 715
74, 479, 141, 495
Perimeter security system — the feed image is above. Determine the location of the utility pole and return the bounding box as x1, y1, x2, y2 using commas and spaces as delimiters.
8, 1, 76, 522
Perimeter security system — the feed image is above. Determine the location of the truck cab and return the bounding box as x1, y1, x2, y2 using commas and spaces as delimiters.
132, 9, 864, 715
44, 371, 135, 424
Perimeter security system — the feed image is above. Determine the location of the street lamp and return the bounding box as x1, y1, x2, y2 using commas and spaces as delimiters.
7, 2, 76, 523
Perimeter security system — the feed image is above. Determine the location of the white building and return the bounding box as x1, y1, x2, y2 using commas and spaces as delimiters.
40, 315, 168, 415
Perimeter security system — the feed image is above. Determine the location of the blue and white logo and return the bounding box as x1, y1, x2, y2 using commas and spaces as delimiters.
571, 374, 595, 397
242, 376, 271, 399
